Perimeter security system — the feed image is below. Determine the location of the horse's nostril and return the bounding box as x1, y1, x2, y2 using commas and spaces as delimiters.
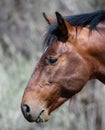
21, 104, 30, 115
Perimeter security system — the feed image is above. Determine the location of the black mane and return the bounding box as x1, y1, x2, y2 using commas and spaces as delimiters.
44, 10, 105, 49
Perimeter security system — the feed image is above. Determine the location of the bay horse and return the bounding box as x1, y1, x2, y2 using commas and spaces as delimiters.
21, 10, 105, 123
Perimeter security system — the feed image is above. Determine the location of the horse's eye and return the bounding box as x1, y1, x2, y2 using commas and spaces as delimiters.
48, 57, 58, 64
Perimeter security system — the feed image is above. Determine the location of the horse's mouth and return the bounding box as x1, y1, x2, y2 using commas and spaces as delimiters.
35, 110, 48, 123
30, 109, 49, 123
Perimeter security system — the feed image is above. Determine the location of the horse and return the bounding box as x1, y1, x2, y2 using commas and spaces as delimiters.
21, 10, 105, 123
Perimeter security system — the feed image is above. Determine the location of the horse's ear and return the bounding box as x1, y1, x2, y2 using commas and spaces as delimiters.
43, 13, 54, 25
55, 12, 69, 41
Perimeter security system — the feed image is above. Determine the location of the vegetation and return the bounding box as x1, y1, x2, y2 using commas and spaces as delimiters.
0, 0, 105, 130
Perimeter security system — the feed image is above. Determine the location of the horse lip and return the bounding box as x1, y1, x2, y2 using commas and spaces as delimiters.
35, 110, 45, 123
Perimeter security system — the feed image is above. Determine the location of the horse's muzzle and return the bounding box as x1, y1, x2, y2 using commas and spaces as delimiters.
21, 104, 49, 123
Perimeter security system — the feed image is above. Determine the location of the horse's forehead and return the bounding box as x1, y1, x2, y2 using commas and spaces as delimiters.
44, 42, 73, 57
44, 43, 60, 55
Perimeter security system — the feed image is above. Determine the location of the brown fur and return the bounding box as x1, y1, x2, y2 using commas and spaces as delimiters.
21, 12, 105, 123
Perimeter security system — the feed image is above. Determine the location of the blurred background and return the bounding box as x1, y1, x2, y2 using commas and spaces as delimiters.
0, 0, 105, 130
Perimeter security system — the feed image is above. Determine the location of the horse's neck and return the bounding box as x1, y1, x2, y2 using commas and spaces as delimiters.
89, 27, 105, 83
